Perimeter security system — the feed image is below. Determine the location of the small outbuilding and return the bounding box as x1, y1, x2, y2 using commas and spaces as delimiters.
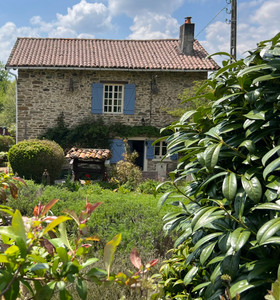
66, 148, 112, 181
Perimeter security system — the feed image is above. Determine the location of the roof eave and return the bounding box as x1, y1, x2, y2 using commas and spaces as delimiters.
6, 66, 218, 72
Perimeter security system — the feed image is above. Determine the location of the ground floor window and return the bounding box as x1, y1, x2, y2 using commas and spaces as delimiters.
154, 141, 167, 158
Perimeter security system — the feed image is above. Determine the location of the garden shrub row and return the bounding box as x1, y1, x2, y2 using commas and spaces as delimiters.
7, 180, 177, 254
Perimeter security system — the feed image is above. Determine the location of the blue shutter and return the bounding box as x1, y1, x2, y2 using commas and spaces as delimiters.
170, 153, 178, 160
146, 140, 154, 159
92, 83, 103, 114
124, 84, 135, 115
110, 139, 125, 163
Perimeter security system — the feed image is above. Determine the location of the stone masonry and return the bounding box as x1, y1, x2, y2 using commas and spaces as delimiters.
17, 69, 207, 141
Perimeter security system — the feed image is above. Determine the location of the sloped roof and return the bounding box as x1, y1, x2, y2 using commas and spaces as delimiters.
6, 37, 219, 71
66, 148, 112, 161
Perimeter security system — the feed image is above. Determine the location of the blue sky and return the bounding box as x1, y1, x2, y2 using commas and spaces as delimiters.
0, 0, 279, 65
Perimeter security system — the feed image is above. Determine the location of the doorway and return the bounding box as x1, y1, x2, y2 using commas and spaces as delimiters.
128, 140, 145, 170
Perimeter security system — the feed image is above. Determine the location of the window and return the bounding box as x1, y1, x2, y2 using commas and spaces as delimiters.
154, 141, 167, 158
103, 84, 124, 113
92, 83, 136, 115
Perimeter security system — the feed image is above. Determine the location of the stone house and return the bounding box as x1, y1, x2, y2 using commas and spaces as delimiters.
5, 18, 219, 179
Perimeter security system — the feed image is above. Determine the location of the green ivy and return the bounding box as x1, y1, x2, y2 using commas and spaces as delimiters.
40, 114, 168, 149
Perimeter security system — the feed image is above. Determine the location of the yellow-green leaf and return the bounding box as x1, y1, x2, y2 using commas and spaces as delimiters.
42, 216, 71, 236
104, 233, 121, 278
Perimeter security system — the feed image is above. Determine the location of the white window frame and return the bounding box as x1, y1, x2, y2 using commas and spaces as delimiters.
103, 84, 124, 114
154, 141, 167, 159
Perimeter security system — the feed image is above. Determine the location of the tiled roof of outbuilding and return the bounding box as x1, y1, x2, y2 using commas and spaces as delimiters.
6, 37, 219, 71
66, 148, 112, 161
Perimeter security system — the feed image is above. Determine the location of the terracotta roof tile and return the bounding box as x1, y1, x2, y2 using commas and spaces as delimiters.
6, 38, 219, 71
66, 148, 112, 161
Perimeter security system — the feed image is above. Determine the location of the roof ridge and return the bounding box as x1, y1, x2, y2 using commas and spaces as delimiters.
16, 37, 180, 42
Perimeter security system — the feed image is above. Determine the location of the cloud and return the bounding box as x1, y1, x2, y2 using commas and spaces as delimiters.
128, 13, 179, 39
200, 0, 280, 65
0, 22, 41, 63
56, 0, 112, 36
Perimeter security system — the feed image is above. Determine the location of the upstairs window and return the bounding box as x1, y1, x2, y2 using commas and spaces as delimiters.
92, 83, 135, 115
103, 84, 124, 113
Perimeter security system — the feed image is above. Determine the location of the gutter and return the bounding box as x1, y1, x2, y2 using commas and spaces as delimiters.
6, 66, 217, 73
6, 68, 18, 143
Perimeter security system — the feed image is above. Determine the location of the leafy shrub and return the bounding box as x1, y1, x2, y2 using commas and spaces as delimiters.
138, 179, 175, 194
0, 151, 7, 164
8, 139, 65, 183
112, 139, 142, 189
0, 135, 14, 151
158, 34, 280, 299
7, 181, 177, 254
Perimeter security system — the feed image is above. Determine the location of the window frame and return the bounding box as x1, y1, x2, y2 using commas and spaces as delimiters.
103, 83, 124, 114
154, 141, 167, 159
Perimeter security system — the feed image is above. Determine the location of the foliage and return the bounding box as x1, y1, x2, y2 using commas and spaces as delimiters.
8, 139, 65, 184
0, 63, 15, 130
137, 179, 175, 194
157, 33, 280, 299
164, 80, 213, 118
0, 175, 160, 300
0, 81, 16, 128
112, 139, 142, 189
0, 135, 15, 152
40, 114, 166, 150
6, 180, 176, 255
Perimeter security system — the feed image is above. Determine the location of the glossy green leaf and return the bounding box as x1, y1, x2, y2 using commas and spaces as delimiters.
204, 144, 221, 171
157, 192, 173, 210
262, 145, 280, 166
263, 157, 280, 180
56, 247, 68, 265
76, 278, 87, 300
234, 190, 246, 220
104, 233, 121, 277
174, 228, 192, 247
222, 172, 237, 202
42, 216, 71, 236
229, 279, 265, 298
193, 232, 222, 251
81, 258, 99, 269
191, 207, 220, 231
200, 242, 217, 265
30, 263, 49, 272
58, 222, 73, 252
210, 262, 221, 283
192, 281, 211, 292
230, 227, 251, 251
241, 175, 262, 203
12, 210, 26, 242
244, 109, 266, 120
253, 202, 280, 211
257, 217, 280, 244
239, 140, 255, 153
183, 266, 199, 285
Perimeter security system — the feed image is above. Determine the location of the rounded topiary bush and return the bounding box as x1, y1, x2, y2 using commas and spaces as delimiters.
8, 139, 65, 183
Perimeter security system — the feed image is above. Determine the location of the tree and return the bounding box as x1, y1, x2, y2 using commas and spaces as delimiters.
0, 81, 16, 128
164, 80, 214, 118
158, 33, 280, 299
0, 62, 16, 131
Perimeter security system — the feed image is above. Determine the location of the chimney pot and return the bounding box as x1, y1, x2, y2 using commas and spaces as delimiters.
185, 17, 192, 24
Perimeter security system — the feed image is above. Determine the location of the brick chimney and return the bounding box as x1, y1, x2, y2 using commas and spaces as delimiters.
179, 17, 195, 55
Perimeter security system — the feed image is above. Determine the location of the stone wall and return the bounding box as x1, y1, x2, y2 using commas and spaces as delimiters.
17, 69, 207, 141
